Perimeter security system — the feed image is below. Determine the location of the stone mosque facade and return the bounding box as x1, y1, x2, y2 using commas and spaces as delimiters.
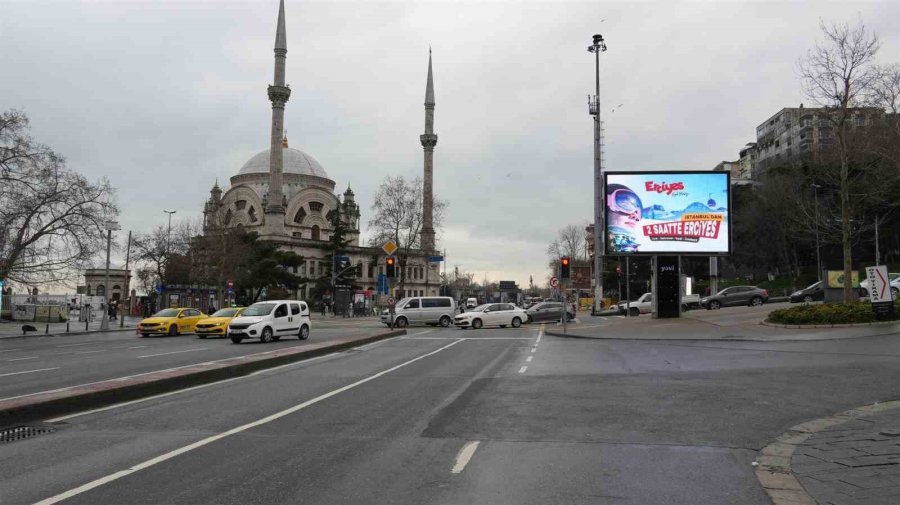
201, 0, 440, 304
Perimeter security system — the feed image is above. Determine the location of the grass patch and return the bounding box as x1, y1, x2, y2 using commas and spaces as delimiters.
766, 301, 900, 325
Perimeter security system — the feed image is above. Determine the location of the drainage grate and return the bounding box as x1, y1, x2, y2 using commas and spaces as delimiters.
0, 425, 56, 443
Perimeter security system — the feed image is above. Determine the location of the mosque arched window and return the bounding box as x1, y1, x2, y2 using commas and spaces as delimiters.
294, 208, 307, 224
309, 201, 324, 213
311, 225, 320, 241
326, 210, 334, 223
235, 200, 247, 211
248, 206, 258, 223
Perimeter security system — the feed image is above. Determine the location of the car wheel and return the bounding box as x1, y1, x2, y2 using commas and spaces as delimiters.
299, 324, 309, 340
511, 317, 522, 328
709, 300, 721, 310
198, 334, 207, 339
803, 295, 813, 303
140, 333, 149, 338
500, 325, 507, 329
168, 325, 178, 336
749, 297, 764, 307
629, 307, 640, 317
681, 304, 688, 312
892, 287, 899, 297
439, 316, 451, 328
260, 327, 273, 343
472, 318, 483, 330
230, 336, 243, 344
859, 288, 869, 297
395, 317, 408, 328
272, 335, 281, 342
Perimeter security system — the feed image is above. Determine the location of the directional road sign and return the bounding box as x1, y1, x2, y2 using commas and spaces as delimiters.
428, 255, 444, 262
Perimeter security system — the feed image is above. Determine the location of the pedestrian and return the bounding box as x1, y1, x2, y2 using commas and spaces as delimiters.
320, 302, 326, 317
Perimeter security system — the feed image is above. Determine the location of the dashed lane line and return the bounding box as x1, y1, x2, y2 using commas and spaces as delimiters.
8, 356, 38, 362
451, 441, 480, 474
137, 348, 208, 359
0, 367, 59, 378
35, 338, 466, 504
518, 366, 528, 374
526, 356, 533, 362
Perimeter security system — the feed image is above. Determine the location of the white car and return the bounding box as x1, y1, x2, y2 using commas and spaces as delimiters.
227, 300, 311, 344
859, 272, 900, 299
454, 303, 527, 329
616, 293, 653, 316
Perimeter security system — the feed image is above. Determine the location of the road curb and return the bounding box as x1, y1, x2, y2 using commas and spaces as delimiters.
760, 320, 900, 329
0, 329, 406, 428
0, 327, 139, 340
543, 330, 768, 342
755, 399, 900, 505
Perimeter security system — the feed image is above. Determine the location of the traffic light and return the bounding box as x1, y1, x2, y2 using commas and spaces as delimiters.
560, 257, 571, 279
386, 256, 396, 278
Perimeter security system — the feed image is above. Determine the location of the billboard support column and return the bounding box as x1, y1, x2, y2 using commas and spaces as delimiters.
625, 256, 630, 317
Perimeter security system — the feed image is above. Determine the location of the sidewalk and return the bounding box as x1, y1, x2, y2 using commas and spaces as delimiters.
0, 315, 140, 338
791, 408, 900, 505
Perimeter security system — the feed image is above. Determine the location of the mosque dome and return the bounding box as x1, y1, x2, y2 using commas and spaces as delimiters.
238, 147, 329, 179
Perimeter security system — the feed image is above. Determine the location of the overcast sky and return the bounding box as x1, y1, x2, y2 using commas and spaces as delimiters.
2, 0, 898, 290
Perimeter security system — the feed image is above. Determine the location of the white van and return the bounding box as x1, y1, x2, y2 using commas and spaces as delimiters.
466, 297, 478, 309
227, 300, 311, 344
381, 296, 457, 328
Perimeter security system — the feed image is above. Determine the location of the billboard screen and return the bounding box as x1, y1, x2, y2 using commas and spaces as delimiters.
604, 171, 731, 255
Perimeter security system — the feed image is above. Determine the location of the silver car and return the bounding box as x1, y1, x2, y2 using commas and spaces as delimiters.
381, 296, 457, 328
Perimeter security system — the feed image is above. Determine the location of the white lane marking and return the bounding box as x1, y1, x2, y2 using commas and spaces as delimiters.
0, 367, 59, 378
404, 337, 532, 340
137, 348, 207, 359
526, 356, 533, 362
0, 348, 22, 353
56, 342, 97, 348
48, 352, 342, 422
451, 441, 480, 474
530, 347, 537, 353
536, 327, 543, 343
518, 366, 527, 374
8, 356, 38, 361
351, 335, 406, 351
35, 339, 466, 504
127, 346, 147, 349
75, 350, 106, 355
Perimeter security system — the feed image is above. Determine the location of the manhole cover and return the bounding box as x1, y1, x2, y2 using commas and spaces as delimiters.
0, 425, 56, 443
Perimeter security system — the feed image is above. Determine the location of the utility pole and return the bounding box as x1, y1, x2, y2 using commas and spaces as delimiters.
875, 215, 880, 265
812, 184, 822, 280
120, 230, 131, 328
162, 210, 176, 309
588, 33, 607, 315
99, 221, 119, 331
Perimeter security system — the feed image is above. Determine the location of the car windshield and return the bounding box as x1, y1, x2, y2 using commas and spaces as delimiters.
152, 309, 180, 317
805, 281, 822, 290
241, 303, 276, 316
211, 308, 241, 317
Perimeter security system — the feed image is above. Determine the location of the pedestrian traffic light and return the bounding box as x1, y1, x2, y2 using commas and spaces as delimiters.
386, 256, 396, 278
560, 257, 571, 279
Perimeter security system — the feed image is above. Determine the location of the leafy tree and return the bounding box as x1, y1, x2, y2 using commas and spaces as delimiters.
232, 232, 304, 303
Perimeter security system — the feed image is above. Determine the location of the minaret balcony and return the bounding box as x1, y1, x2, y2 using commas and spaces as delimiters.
420, 133, 438, 148
268, 85, 292, 106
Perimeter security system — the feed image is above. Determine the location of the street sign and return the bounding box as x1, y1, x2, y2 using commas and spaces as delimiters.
866, 265, 895, 320
428, 255, 444, 262
549, 277, 559, 288
387, 297, 396, 307
499, 280, 517, 290
382, 240, 398, 256
336, 255, 350, 262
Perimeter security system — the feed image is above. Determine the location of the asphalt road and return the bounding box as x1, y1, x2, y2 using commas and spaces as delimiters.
5, 325, 900, 504
0, 318, 387, 402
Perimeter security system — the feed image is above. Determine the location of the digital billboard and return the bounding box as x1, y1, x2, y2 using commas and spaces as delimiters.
604, 171, 731, 255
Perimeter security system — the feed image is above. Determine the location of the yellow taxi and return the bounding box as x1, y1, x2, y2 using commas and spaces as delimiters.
194, 307, 245, 339
138, 307, 207, 337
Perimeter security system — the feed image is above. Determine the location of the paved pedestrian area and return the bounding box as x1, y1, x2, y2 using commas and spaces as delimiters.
793, 408, 900, 505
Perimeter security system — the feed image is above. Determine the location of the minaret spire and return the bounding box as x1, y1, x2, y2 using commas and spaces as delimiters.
419, 48, 437, 252
265, 0, 290, 235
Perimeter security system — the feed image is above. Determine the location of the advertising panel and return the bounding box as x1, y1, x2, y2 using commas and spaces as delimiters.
605, 171, 731, 255
826, 270, 860, 288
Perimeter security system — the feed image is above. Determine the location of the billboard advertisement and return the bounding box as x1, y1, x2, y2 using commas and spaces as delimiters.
826, 270, 860, 288
605, 171, 731, 255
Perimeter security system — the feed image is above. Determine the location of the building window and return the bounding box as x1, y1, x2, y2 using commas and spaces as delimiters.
367, 262, 374, 278
311, 225, 320, 241
294, 208, 307, 224
96, 285, 106, 297
309, 201, 324, 213
300, 261, 306, 276
326, 210, 334, 223
235, 200, 247, 211
248, 206, 258, 223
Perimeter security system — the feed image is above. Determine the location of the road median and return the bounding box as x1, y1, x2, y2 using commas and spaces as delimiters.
0, 329, 406, 427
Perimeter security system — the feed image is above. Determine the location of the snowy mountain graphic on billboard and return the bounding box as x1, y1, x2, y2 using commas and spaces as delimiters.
642, 201, 728, 221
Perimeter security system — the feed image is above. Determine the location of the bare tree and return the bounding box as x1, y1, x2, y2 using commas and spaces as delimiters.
799, 20, 880, 301
0, 109, 118, 285
546, 224, 589, 267
368, 175, 446, 295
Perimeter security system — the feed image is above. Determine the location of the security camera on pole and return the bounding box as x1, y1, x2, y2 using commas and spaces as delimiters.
587, 33, 607, 315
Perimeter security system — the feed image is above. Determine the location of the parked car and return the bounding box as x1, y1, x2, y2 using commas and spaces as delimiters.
789, 281, 825, 303
227, 300, 310, 343
700, 286, 768, 309
681, 294, 701, 311
466, 297, 478, 309
616, 293, 653, 316
454, 303, 528, 329
381, 296, 457, 328
525, 302, 574, 323
139, 307, 207, 337
195, 307, 245, 338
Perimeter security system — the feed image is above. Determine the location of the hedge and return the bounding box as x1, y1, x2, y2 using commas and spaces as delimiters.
766, 301, 900, 325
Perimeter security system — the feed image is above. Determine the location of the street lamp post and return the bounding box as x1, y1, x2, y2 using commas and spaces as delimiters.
99, 221, 120, 331
162, 210, 176, 309
588, 34, 607, 314
811, 184, 821, 281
